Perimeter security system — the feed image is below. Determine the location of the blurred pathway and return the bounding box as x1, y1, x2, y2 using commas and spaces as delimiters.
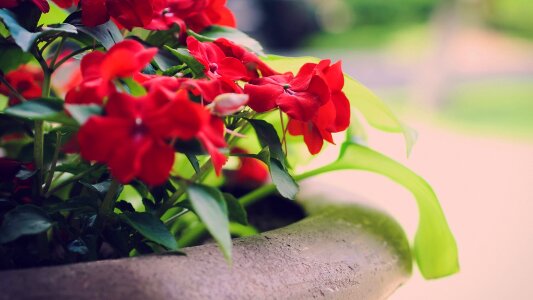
301, 120, 533, 299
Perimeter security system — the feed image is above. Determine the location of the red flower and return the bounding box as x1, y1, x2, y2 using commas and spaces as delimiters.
214, 38, 277, 79
187, 36, 248, 81
196, 115, 227, 176
227, 147, 269, 187
0, 65, 43, 106
287, 60, 351, 154
0, 0, 50, 12
181, 78, 242, 103
80, 0, 160, 30
149, 0, 235, 32
52, 0, 78, 8
244, 66, 330, 122
77, 89, 206, 185
65, 40, 157, 105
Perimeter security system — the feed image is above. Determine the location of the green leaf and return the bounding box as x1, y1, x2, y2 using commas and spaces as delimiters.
0, 9, 35, 52
269, 157, 299, 199
4, 98, 75, 125
0, 205, 52, 243
0, 40, 33, 72
223, 193, 248, 225
65, 104, 102, 125
66, 13, 123, 49
245, 148, 299, 200
0, 10, 77, 52
318, 143, 459, 279
247, 119, 286, 167
190, 25, 264, 55
187, 184, 232, 260
261, 55, 417, 155
165, 46, 205, 78
122, 77, 147, 96
120, 212, 178, 250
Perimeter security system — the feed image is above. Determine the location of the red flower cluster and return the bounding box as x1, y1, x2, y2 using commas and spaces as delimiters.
65, 40, 157, 105
68, 0, 235, 31
74, 40, 228, 185
245, 60, 350, 154
0, 65, 43, 106
0, 0, 49, 12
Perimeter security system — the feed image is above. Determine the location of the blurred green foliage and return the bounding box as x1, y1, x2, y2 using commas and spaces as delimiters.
485, 0, 533, 39
345, 0, 438, 25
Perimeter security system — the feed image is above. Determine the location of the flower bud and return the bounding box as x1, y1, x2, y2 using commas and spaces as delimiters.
209, 93, 249, 116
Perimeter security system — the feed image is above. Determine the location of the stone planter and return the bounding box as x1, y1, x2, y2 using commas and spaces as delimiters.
0, 201, 411, 299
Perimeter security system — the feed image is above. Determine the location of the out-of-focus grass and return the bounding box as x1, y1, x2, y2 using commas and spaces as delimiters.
303, 24, 429, 50
379, 80, 533, 138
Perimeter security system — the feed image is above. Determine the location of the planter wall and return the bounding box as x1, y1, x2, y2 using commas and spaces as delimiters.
0, 203, 411, 300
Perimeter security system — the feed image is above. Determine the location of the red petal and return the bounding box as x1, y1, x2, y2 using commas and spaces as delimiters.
65, 81, 104, 105
107, 134, 151, 184
138, 139, 175, 186
106, 0, 154, 30
77, 117, 132, 162
287, 119, 324, 155
330, 91, 351, 132
106, 92, 142, 119
32, 0, 50, 12
82, 0, 110, 27
244, 83, 282, 113
80, 51, 105, 80
217, 57, 248, 81
145, 90, 207, 140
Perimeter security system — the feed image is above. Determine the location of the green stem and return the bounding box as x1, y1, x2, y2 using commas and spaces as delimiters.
42, 131, 62, 195
53, 45, 97, 70
99, 179, 121, 218
45, 164, 102, 197
49, 36, 66, 70
33, 120, 44, 184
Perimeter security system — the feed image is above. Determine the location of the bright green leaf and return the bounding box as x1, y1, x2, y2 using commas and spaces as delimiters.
310, 143, 459, 279
187, 184, 232, 260
0, 205, 52, 243
261, 55, 417, 155
122, 77, 147, 96
120, 212, 178, 250
38, 2, 68, 25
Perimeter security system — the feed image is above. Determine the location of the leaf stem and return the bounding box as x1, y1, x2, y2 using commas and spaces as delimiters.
49, 36, 66, 70
53, 45, 97, 70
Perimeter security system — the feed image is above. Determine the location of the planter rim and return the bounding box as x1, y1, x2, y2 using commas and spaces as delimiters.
0, 201, 412, 300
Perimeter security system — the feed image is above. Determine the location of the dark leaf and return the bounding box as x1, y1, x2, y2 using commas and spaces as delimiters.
66, 12, 122, 49
0, 40, 33, 72
187, 184, 231, 260
247, 119, 287, 168
186, 153, 201, 174
116, 201, 136, 213
223, 193, 248, 225
269, 158, 299, 200
0, 10, 77, 52
67, 238, 89, 255
0, 205, 52, 243
165, 46, 205, 77
45, 196, 97, 213
65, 104, 103, 125
4, 98, 75, 125
120, 212, 178, 250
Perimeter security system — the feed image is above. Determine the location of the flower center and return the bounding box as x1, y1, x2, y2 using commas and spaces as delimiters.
283, 84, 295, 95
209, 63, 218, 73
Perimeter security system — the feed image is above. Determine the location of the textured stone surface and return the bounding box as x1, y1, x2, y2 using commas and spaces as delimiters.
0, 204, 411, 300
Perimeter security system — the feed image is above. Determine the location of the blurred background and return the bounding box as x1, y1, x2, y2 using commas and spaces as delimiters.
229, 0, 533, 299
